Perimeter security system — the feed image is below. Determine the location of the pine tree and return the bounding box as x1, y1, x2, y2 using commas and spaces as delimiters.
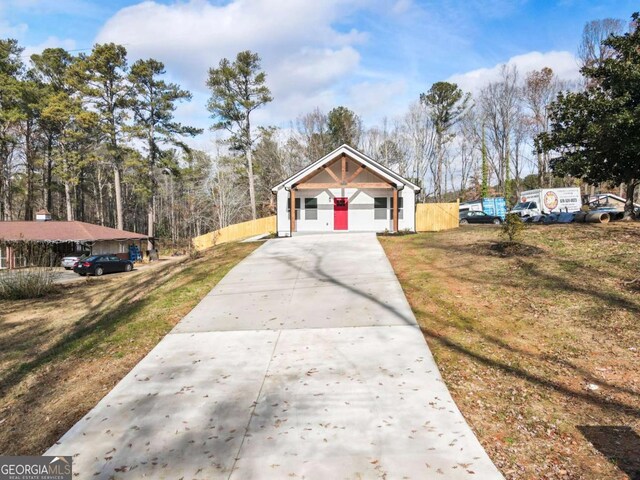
128, 58, 202, 248
207, 51, 272, 221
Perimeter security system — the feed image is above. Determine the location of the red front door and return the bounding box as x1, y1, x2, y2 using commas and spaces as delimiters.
334, 197, 348, 230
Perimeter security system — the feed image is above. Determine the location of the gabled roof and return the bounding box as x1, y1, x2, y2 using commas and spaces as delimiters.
0, 221, 150, 243
272, 144, 421, 192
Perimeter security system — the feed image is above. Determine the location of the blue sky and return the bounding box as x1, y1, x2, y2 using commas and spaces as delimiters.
1, 0, 638, 148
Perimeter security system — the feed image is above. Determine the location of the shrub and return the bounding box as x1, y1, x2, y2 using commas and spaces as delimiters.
0, 242, 60, 300
501, 213, 525, 243
0, 268, 60, 300
188, 246, 202, 261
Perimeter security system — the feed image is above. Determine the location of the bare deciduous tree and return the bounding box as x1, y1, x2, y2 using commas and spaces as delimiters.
578, 18, 626, 69
403, 101, 437, 201
522, 67, 566, 187
457, 107, 481, 198
479, 65, 521, 203
207, 157, 246, 230
295, 108, 330, 162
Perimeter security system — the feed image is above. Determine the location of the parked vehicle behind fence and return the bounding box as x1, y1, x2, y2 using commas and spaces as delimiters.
459, 197, 507, 220
511, 188, 582, 217
459, 211, 503, 225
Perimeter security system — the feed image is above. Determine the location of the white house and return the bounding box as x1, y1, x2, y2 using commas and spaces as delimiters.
272, 144, 421, 236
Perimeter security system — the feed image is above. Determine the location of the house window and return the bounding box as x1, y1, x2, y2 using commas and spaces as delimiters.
287, 197, 300, 220
374, 197, 387, 220
305, 198, 318, 220
390, 196, 404, 220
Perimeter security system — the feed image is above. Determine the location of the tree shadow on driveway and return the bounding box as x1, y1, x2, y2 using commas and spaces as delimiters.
272, 249, 418, 328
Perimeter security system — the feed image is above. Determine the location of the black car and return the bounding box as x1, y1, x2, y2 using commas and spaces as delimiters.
73, 254, 134, 276
459, 210, 503, 225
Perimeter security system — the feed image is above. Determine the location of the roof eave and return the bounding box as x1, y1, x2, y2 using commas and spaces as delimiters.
1, 236, 150, 243
272, 144, 420, 191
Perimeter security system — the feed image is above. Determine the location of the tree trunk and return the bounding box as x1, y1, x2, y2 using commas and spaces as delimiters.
25, 167, 33, 221
24, 122, 34, 221
1, 141, 18, 220
504, 134, 511, 206
114, 165, 124, 229
97, 167, 105, 226
537, 151, 544, 188
64, 181, 73, 221
623, 181, 638, 220
77, 167, 85, 221
170, 176, 176, 242
147, 134, 157, 251
481, 125, 489, 198
434, 139, 443, 201
107, 180, 114, 226
513, 142, 521, 196
0, 143, 4, 220
147, 194, 155, 252
46, 136, 53, 212
246, 120, 257, 220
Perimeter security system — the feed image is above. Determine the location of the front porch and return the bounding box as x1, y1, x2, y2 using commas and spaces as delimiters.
276, 146, 419, 236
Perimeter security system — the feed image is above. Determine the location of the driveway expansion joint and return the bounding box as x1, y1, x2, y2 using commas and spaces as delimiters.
47, 232, 503, 479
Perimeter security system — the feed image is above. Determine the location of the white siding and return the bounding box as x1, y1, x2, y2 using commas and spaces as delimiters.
91, 240, 135, 255
277, 187, 416, 236
276, 188, 290, 237
400, 187, 416, 231
275, 154, 418, 236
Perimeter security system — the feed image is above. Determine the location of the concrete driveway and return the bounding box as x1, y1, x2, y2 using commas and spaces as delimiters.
47, 233, 503, 479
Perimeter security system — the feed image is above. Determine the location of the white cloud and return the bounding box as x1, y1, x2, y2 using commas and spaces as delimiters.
92, 0, 586, 152
0, 19, 28, 38
0, 1, 79, 60
2, 0, 97, 14
269, 47, 360, 96
95, 0, 371, 126
22, 36, 77, 61
391, 0, 412, 15
447, 50, 582, 94
347, 79, 408, 121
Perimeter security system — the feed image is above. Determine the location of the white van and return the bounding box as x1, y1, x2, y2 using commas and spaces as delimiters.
511, 188, 582, 217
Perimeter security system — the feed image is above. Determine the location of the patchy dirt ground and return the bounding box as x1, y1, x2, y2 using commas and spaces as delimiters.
380, 223, 640, 480
0, 242, 259, 455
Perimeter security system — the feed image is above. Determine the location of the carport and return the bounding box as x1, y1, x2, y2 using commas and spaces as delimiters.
0, 216, 151, 269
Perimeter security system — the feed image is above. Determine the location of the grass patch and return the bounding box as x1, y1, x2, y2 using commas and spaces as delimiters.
380, 223, 640, 480
0, 241, 259, 455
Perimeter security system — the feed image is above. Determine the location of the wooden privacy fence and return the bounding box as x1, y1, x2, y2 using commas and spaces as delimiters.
192, 203, 457, 249
192, 216, 276, 251
415, 201, 459, 232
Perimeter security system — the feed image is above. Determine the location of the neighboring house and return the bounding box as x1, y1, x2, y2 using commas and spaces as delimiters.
0, 210, 151, 269
272, 144, 421, 236
586, 193, 640, 211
